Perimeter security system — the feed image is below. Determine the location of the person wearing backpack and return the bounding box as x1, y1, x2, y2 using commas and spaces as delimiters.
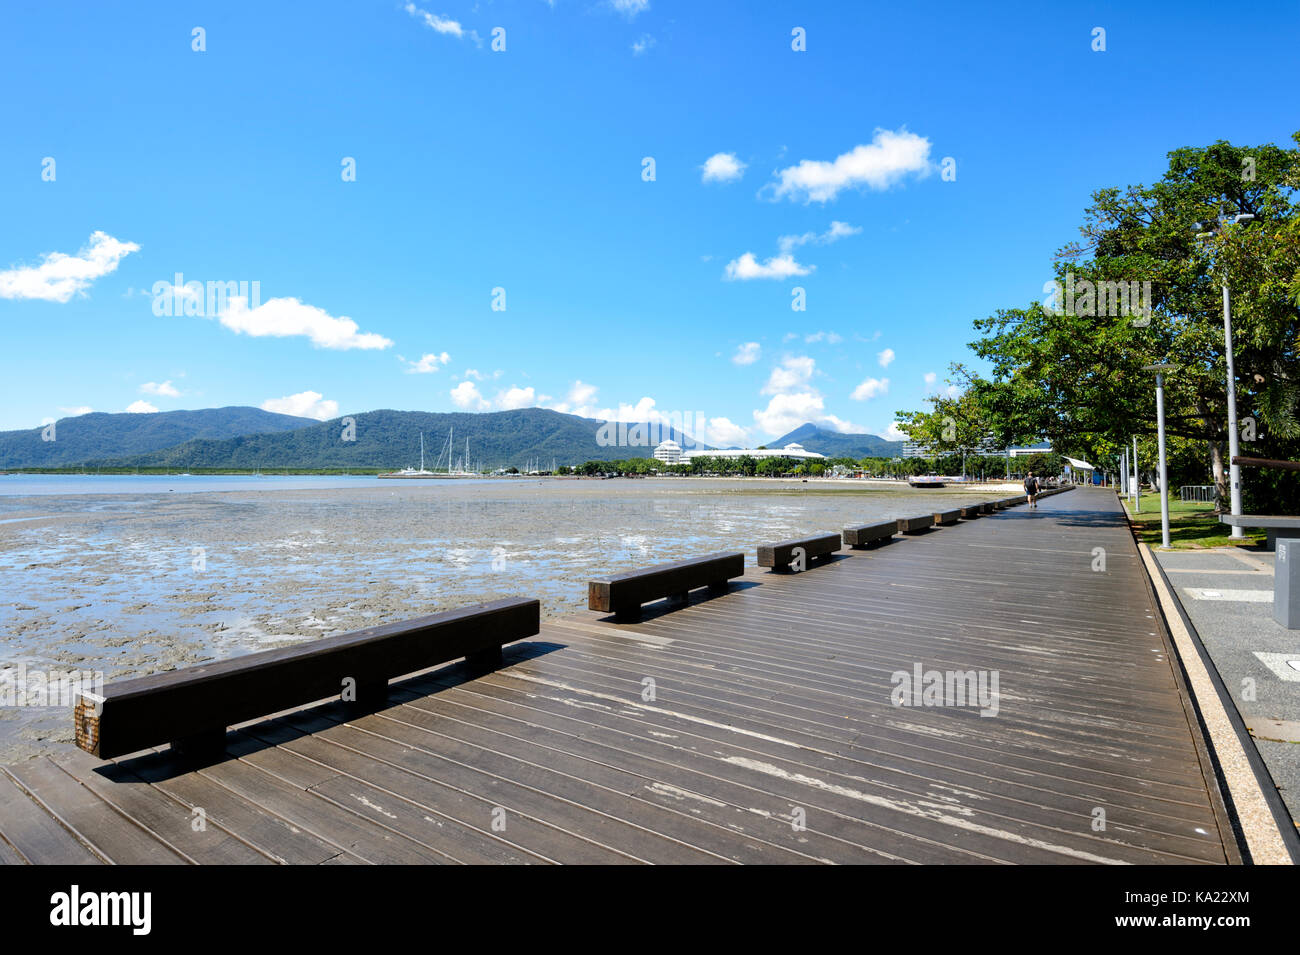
1024, 471, 1040, 509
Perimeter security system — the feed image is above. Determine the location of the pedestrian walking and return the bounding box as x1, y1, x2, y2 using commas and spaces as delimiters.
1024, 471, 1040, 509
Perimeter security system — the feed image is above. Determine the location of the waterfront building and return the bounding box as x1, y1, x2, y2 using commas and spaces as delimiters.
652, 440, 684, 465
682, 442, 825, 463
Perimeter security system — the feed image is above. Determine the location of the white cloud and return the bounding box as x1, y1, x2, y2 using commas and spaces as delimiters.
494, 385, 536, 410
851, 377, 889, 401
704, 417, 749, 448
0, 231, 139, 303
753, 392, 865, 438
753, 392, 839, 437
261, 391, 338, 421
611, 0, 649, 16
403, 352, 451, 374
546, 380, 601, 416
804, 330, 842, 344
450, 380, 490, 411
567, 380, 598, 408
598, 396, 664, 423
60, 406, 94, 417
762, 355, 816, 395
140, 380, 181, 397
769, 128, 933, 203
403, 3, 479, 44
724, 252, 812, 281
216, 296, 392, 350
124, 400, 158, 414
701, 152, 746, 184
732, 342, 761, 365
777, 220, 862, 254
923, 371, 938, 386
877, 348, 895, 368
631, 34, 655, 55
884, 421, 908, 441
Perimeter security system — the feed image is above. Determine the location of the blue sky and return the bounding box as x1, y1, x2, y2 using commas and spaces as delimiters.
2, 1, 1297, 443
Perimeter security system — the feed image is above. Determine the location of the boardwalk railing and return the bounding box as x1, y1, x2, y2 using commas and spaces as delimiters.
588, 552, 744, 622
842, 520, 897, 548
757, 532, 841, 571
74, 597, 540, 759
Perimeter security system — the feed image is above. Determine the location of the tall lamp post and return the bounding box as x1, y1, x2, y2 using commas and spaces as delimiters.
1143, 363, 1175, 549
1195, 211, 1255, 538
1133, 436, 1140, 513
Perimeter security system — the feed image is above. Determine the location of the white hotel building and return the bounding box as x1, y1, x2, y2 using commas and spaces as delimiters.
651, 440, 685, 465
670, 442, 826, 463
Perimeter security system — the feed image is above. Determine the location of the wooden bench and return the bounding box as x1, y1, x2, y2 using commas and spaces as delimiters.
959, 505, 983, 520
897, 514, 933, 533
842, 520, 897, 548
758, 533, 840, 571
589, 551, 743, 621
74, 597, 540, 760
1219, 514, 1300, 551
933, 509, 960, 527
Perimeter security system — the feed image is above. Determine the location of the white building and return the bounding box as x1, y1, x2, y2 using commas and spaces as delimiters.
652, 440, 684, 465
683, 442, 826, 463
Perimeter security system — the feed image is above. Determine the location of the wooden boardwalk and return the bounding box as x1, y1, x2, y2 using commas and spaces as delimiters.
0, 489, 1242, 864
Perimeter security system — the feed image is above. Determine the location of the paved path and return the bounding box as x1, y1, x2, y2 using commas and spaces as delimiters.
0, 489, 1242, 864
1153, 544, 1300, 828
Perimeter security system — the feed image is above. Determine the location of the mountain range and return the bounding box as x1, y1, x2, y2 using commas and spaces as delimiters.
0, 407, 903, 470
771, 423, 903, 459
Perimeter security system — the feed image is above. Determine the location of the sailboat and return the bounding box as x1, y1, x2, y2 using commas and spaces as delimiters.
380, 433, 435, 478
403, 433, 434, 475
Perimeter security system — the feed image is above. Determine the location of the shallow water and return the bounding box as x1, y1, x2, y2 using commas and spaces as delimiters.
0, 476, 998, 760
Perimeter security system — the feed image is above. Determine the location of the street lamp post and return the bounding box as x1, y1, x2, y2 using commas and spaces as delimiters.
1195, 212, 1255, 539
1144, 363, 1175, 549
1133, 435, 1140, 514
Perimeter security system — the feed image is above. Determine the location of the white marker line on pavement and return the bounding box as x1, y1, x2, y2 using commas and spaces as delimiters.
1183, 588, 1273, 602
1253, 652, 1300, 683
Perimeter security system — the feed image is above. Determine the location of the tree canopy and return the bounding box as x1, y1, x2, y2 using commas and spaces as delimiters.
897, 133, 1300, 509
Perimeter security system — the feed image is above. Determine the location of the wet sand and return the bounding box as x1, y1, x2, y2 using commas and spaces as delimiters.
0, 477, 1008, 761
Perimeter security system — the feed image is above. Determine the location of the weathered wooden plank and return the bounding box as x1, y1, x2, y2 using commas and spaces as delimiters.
0, 768, 104, 865
6, 757, 190, 864
229, 727, 549, 865
51, 749, 274, 865
129, 754, 350, 865
933, 509, 961, 526
193, 756, 452, 865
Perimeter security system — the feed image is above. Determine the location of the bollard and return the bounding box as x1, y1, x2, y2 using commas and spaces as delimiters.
1276, 538, 1298, 630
